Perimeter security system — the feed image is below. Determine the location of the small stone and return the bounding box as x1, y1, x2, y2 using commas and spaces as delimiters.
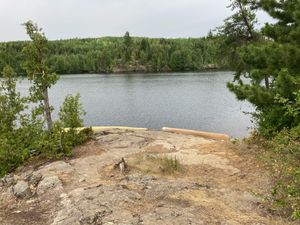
79, 178, 86, 183
26, 199, 37, 204
13, 175, 21, 182
13, 180, 31, 198
1, 174, 15, 187
37, 176, 62, 195
2, 186, 14, 199
60, 193, 67, 198
27, 173, 42, 186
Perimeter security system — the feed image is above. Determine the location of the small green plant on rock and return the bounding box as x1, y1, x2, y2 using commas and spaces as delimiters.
267, 126, 300, 220
143, 155, 184, 174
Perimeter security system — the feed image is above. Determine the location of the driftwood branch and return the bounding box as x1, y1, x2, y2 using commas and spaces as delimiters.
114, 158, 128, 173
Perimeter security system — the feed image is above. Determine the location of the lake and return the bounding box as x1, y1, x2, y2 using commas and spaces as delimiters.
17, 72, 254, 137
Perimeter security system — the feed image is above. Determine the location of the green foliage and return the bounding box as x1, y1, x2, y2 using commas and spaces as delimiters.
22, 20, 58, 131
0, 35, 228, 75
0, 66, 25, 132
145, 155, 183, 174
217, 0, 260, 69
222, 1, 300, 219
159, 156, 183, 174
0, 133, 30, 177
38, 123, 92, 159
224, 0, 300, 136
0, 66, 29, 176
123, 31, 133, 63
265, 126, 300, 219
59, 93, 86, 128
0, 22, 92, 177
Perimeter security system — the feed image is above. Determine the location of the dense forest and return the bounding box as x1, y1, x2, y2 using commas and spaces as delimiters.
0, 34, 228, 75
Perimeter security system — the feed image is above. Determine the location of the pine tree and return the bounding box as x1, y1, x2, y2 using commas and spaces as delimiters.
218, 0, 259, 71
225, 0, 300, 135
123, 31, 133, 63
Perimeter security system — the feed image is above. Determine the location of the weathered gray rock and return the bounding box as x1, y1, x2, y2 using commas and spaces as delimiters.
1, 174, 15, 187
38, 161, 74, 175
13, 180, 31, 198
26, 172, 42, 187
37, 176, 63, 195
1, 186, 14, 199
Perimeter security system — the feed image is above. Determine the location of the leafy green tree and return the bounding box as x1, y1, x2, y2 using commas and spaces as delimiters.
22, 21, 58, 131
0, 66, 25, 132
0, 66, 29, 176
59, 93, 86, 128
98, 48, 113, 73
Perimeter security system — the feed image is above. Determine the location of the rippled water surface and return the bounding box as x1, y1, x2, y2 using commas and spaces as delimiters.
17, 72, 254, 137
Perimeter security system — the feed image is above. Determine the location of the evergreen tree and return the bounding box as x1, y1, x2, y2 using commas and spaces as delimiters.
123, 31, 133, 62
225, 0, 300, 135
22, 21, 58, 131
218, 0, 259, 71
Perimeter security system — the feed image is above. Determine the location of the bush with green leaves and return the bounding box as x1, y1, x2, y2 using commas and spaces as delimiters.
266, 126, 300, 220
0, 66, 30, 176
38, 122, 92, 159
59, 93, 86, 128
0, 23, 92, 177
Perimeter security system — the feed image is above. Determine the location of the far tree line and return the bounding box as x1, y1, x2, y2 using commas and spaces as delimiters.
0, 33, 229, 75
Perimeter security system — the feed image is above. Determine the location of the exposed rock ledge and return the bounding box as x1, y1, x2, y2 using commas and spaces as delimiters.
0, 129, 295, 225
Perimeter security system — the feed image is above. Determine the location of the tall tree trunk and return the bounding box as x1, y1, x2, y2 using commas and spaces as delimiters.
264, 76, 270, 89
42, 87, 52, 131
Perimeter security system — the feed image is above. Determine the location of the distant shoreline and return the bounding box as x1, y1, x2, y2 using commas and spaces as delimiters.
15, 69, 232, 77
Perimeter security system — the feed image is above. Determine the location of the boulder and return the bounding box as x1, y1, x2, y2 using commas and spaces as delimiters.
13, 180, 31, 198
37, 176, 62, 195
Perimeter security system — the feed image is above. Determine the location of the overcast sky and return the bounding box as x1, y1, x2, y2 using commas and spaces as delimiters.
0, 0, 271, 41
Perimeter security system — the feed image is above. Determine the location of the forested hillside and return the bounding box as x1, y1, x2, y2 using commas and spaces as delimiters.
0, 34, 228, 75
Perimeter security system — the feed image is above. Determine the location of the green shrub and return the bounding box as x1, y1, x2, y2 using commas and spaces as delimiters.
59, 93, 86, 128
0, 134, 29, 177
39, 122, 93, 159
0, 66, 30, 176
264, 126, 300, 220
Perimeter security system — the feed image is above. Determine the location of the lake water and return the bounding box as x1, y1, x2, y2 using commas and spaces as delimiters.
17, 72, 254, 137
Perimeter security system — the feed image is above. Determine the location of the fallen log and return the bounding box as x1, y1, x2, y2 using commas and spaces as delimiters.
161, 127, 230, 141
